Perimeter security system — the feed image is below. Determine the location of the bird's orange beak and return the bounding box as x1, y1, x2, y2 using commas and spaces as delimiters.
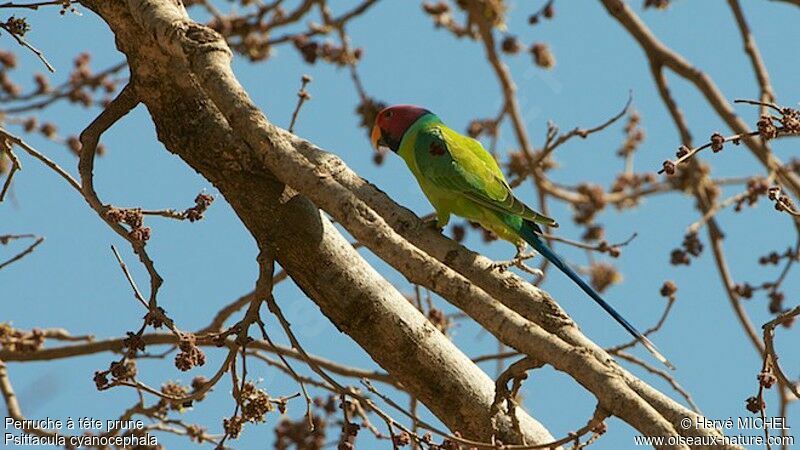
370, 124, 382, 150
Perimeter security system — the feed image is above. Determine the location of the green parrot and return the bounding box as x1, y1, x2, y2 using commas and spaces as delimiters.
371, 104, 672, 370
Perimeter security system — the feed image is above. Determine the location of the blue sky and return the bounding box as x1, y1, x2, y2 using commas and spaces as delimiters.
2, 1, 798, 448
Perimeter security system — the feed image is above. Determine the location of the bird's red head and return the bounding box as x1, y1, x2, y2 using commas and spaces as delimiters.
371, 105, 431, 153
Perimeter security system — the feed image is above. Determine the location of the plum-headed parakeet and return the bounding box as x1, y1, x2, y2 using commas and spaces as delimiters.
371, 104, 672, 369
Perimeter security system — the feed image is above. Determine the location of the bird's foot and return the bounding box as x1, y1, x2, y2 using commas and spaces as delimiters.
421, 216, 444, 232
490, 249, 541, 276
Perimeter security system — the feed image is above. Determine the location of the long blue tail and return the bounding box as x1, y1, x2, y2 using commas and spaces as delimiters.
518, 220, 674, 370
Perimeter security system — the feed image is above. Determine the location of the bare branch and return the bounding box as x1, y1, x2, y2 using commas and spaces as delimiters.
0, 234, 42, 270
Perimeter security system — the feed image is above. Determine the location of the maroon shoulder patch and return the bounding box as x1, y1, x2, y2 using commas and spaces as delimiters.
429, 141, 446, 156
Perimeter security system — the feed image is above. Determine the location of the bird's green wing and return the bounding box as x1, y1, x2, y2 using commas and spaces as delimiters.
414, 124, 557, 227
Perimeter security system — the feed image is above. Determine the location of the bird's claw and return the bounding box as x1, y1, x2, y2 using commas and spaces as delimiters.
422, 217, 444, 232
490, 250, 542, 276
489, 259, 515, 273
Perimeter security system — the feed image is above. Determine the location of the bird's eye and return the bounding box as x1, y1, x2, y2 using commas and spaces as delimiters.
384, 111, 393, 118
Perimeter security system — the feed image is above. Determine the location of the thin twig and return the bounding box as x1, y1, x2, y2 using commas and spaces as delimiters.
539, 231, 637, 254
0, 140, 21, 202
110, 245, 148, 309
0, 24, 54, 72
254, 253, 318, 430
0, 1, 68, 9
0, 127, 81, 191
762, 305, 800, 399
288, 74, 312, 133
727, 0, 775, 114
607, 297, 675, 354
614, 350, 699, 412
0, 235, 43, 270
530, 93, 632, 168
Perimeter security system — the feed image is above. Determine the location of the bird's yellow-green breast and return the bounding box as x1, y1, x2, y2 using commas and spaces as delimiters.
395, 113, 528, 242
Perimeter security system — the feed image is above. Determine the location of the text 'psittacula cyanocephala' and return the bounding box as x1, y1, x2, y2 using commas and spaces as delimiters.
371, 104, 673, 370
